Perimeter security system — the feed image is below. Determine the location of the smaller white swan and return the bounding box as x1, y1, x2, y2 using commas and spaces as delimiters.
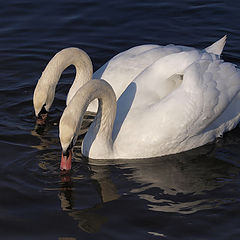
59, 48, 240, 170
33, 36, 226, 124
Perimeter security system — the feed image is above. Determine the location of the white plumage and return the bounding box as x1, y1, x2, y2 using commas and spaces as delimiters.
59, 36, 240, 162
33, 36, 227, 116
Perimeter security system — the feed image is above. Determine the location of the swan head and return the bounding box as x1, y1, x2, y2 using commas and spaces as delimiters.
60, 144, 73, 171
33, 87, 48, 125
33, 79, 54, 125
59, 116, 77, 171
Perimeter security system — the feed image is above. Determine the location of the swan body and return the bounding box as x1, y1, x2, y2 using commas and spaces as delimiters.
33, 36, 227, 119
59, 45, 240, 169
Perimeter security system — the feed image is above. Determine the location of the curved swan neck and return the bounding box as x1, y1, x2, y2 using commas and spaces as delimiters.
60, 79, 117, 156
34, 48, 93, 115
42, 47, 93, 86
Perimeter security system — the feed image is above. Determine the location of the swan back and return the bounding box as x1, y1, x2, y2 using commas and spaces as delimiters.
88, 36, 226, 113
92, 45, 183, 101
120, 50, 211, 110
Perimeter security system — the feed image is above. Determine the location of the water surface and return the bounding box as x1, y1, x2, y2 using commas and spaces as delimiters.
1, 0, 240, 239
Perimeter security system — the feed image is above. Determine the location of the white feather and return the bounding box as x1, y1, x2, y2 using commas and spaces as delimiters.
60, 42, 240, 159
34, 36, 227, 115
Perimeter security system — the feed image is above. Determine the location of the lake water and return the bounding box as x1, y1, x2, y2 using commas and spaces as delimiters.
1, 0, 240, 239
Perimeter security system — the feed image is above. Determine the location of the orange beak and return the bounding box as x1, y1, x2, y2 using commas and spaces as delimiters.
60, 149, 72, 171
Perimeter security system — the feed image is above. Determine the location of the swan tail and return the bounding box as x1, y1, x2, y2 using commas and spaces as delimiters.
205, 35, 227, 56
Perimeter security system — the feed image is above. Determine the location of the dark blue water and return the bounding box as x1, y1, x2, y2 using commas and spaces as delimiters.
1, 0, 240, 239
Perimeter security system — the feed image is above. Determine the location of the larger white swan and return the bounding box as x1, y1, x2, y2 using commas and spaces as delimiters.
59, 46, 240, 170
33, 36, 227, 123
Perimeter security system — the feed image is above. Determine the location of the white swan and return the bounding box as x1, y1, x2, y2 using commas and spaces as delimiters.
59, 46, 240, 170
33, 36, 227, 124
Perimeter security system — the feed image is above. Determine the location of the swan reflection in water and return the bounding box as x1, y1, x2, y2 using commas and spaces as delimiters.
32, 115, 240, 233
58, 165, 119, 233
55, 142, 239, 233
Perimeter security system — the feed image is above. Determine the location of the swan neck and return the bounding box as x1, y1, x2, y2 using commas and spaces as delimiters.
39, 48, 93, 109
44, 48, 92, 83
60, 79, 117, 157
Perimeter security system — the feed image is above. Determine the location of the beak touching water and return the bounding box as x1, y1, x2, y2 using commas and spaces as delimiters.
60, 149, 72, 171
36, 104, 48, 125
36, 113, 48, 125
